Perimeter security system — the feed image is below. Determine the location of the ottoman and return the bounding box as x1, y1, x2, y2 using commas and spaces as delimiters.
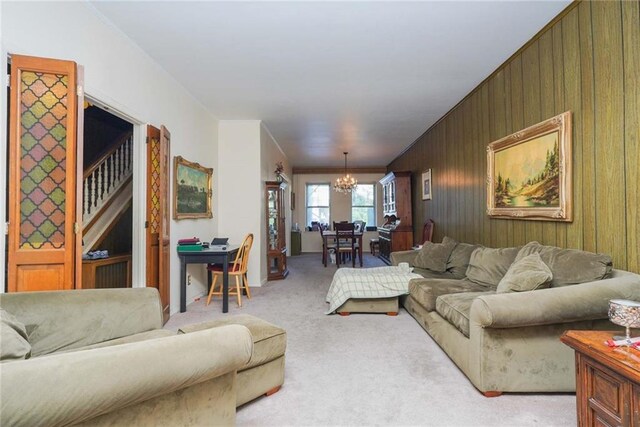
179, 314, 286, 407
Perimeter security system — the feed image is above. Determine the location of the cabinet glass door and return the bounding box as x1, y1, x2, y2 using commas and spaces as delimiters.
268, 188, 278, 250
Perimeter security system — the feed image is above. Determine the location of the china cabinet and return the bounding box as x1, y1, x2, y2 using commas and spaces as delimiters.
378, 171, 413, 264
266, 181, 289, 280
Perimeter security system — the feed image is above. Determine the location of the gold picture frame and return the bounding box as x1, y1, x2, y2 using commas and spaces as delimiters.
173, 156, 213, 220
486, 111, 572, 222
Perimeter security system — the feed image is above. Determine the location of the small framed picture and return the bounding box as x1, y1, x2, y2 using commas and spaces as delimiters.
422, 169, 432, 200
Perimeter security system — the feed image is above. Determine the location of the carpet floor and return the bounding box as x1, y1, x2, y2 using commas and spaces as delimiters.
166, 253, 576, 426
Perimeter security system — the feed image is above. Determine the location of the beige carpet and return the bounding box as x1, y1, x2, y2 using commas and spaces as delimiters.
166, 253, 576, 427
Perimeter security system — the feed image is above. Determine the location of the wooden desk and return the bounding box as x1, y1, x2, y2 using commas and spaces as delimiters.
321, 231, 363, 267
177, 245, 239, 313
561, 330, 640, 426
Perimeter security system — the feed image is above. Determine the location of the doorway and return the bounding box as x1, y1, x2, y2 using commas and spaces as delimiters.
80, 103, 134, 289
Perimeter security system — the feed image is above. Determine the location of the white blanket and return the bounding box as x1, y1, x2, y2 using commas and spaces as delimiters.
325, 266, 422, 314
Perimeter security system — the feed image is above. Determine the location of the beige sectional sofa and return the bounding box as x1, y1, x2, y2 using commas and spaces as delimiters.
391, 240, 640, 395
0, 288, 253, 426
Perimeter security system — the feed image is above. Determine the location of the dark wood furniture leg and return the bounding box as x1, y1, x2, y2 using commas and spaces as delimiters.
180, 256, 187, 313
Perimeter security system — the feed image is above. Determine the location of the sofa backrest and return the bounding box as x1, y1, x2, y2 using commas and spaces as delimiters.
0, 288, 163, 357
446, 243, 482, 278
465, 246, 521, 288
515, 241, 613, 287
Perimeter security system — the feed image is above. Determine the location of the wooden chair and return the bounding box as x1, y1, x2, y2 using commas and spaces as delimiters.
334, 222, 358, 268
206, 233, 254, 307
320, 227, 336, 267
422, 219, 435, 243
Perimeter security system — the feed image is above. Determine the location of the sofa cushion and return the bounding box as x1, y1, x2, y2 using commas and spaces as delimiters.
497, 253, 553, 293
465, 246, 520, 288
446, 243, 482, 278
515, 241, 613, 287
0, 309, 31, 361
435, 291, 494, 337
414, 236, 457, 272
408, 278, 488, 312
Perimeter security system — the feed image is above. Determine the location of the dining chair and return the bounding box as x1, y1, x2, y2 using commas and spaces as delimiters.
206, 233, 254, 307
333, 222, 358, 268
320, 227, 336, 267
422, 219, 435, 243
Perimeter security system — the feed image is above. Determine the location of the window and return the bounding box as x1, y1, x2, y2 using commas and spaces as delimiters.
306, 184, 330, 227
352, 184, 375, 226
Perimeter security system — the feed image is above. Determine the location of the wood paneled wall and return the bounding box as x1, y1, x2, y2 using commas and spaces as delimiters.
388, 1, 639, 273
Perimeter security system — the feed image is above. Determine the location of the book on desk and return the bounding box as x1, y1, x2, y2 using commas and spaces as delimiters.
178, 237, 203, 252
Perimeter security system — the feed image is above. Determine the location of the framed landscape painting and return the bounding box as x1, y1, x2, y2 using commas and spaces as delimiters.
486, 111, 572, 222
173, 156, 213, 220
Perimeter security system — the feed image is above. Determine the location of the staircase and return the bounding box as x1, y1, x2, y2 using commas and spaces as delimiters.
82, 134, 133, 254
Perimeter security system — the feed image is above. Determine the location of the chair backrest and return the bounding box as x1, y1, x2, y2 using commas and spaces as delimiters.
422, 219, 435, 243
334, 222, 355, 248
233, 233, 254, 272
353, 220, 366, 233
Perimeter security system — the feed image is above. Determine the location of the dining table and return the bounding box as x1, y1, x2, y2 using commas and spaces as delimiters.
321, 230, 363, 267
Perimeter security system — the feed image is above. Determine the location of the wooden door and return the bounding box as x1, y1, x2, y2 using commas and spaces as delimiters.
7, 55, 80, 292
146, 125, 170, 323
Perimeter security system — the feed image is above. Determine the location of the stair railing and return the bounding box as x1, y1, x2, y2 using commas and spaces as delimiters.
83, 134, 133, 226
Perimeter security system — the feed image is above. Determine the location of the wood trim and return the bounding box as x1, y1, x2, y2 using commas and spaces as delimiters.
292, 167, 387, 175
75, 65, 85, 289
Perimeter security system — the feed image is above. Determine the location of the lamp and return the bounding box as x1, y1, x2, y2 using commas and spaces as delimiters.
333, 152, 358, 193
608, 299, 640, 345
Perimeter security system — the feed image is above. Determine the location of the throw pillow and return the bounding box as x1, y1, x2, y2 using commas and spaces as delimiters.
465, 246, 521, 288
413, 236, 457, 272
0, 309, 31, 361
497, 253, 553, 293
515, 241, 613, 287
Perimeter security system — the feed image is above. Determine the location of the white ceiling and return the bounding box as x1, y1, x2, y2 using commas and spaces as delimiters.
91, 1, 570, 168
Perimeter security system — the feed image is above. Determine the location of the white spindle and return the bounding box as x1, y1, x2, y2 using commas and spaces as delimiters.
116, 145, 121, 183
91, 170, 97, 211
84, 178, 89, 215
97, 163, 104, 207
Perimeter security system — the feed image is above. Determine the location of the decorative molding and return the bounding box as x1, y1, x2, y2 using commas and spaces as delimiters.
292, 167, 387, 175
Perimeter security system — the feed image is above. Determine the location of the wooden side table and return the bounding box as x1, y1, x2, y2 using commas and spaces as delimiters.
561, 330, 640, 426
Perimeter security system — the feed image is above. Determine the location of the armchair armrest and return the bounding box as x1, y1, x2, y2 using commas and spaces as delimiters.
471, 273, 640, 329
0, 325, 253, 427
390, 250, 418, 266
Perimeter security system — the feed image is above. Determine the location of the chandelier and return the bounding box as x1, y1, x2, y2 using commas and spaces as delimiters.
333, 152, 358, 193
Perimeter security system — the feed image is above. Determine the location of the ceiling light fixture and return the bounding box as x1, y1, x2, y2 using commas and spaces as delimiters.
333, 152, 358, 193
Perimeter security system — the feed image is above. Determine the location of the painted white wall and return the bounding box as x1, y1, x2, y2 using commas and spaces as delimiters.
217, 120, 263, 285
292, 173, 384, 253
260, 124, 292, 282
0, 2, 218, 313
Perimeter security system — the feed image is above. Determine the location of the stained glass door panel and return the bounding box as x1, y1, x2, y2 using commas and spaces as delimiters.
146, 125, 170, 323
8, 55, 78, 292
